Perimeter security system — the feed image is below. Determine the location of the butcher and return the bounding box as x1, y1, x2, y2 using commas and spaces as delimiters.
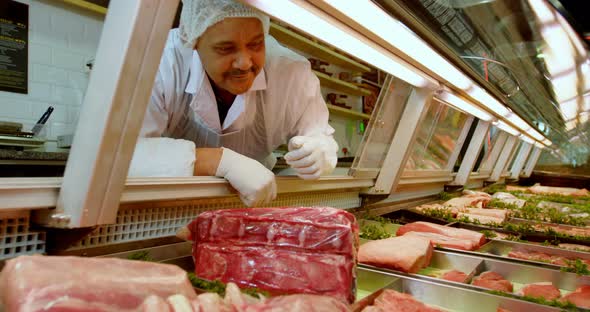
128, 0, 338, 207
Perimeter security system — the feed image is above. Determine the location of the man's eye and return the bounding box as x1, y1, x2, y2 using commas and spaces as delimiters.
215, 46, 234, 54
248, 41, 264, 50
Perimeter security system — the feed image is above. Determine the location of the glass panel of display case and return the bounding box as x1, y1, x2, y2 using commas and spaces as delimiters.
473, 124, 500, 172
403, 99, 470, 171
350, 76, 414, 175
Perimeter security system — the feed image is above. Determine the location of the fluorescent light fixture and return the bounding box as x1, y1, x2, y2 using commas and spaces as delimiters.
467, 87, 511, 117
519, 134, 535, 145
541, 23, 575, 76
560, 98, 578, 120
438, 91, 494, 121
242, 0, 433, 88
496, 120, 520, 136
551, 71, 579, 103
580, 111, 589, 124
318, 0, 473, 90
528, 0, 555, 24
535, 142, 545, 149
542, 139, 552, 146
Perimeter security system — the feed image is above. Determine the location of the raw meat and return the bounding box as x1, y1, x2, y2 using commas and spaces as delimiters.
464, 208, 509, 220
194, 243, 354, 301
185, 206, 358, 255
358, 236, 433, 273
242, 294, 349, 312
441, 270, 468, 283
463, 190, 492, 198
362, 289, 443, 312
403, 231, 478, 251
444, 195, 490, 209
471, 271, 513, 292
491, 192, 526, 208
505, 185, 529, 192
508, 247, 590, 266
457, 212, 505, 225
529, 184, 589, 197
533, 223, 590, 238
396, 222, 486, 248
185, 207, 358, 303
558, 243, 590, 252
518, 282, 561, 300
496, 308, 512, 312
0, 255, 197, 312
561, 285, 590, 308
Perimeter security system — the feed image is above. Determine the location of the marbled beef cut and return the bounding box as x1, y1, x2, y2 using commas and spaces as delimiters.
186, 207, 358, 303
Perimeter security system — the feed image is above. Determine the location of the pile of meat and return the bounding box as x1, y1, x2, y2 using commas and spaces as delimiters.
416, 191, 509, 224
361, 289, 443, 312
469, 271, 590, 308
507, 246, 590, 266
506, 184, 589, 197
533, 223, 590, 238
396, 221, 486, 251
0, 255, 349, 312
180, 207, 358, 303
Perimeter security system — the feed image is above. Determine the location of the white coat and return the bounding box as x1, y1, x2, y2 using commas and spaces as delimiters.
140, 29, 335, 169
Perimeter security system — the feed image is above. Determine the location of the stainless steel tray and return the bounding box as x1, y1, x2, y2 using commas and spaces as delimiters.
361, 248, 589, 296
355, 267, 560, 312
475, 239, 590, 268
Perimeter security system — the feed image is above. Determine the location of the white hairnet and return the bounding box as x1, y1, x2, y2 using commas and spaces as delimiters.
179, 0, 270, 48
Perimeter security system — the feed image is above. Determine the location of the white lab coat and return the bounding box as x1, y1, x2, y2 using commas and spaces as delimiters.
138, 29, 335, 170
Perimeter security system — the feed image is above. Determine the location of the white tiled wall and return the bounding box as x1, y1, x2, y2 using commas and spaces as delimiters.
0, 0, 103, 140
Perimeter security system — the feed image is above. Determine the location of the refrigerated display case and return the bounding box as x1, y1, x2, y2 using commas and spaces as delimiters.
1, 0, 589, 310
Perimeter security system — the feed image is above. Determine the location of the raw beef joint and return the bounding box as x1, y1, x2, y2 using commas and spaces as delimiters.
362, 289, 443, 312
183, 207, 358, 303
471, 271, 513, 293
518, 282, 561, 300
0, 255, 197, 312
561, 285, 590, 309
396, 222, 486, 249
402, 231, 478, 251
441, 270, 468, 283
358, 235, 433, 273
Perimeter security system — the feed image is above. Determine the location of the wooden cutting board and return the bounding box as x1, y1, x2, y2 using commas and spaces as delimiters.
0, 121, 23, 134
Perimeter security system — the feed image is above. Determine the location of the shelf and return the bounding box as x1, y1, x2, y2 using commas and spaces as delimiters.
270, 23, 371, 73
61, 0, 107, 15
327, 104, 371, 120
313, 70, 372, 96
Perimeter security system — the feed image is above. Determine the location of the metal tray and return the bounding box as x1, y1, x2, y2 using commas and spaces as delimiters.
476, 239, 590, 268
354, 267, 561, 312
361, 248, 589, 296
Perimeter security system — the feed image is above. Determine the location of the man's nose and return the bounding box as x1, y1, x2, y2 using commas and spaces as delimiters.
233, 50, 253, 70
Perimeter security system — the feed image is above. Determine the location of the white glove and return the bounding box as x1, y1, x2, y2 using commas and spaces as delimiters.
215, 148, 277, 207
284, 135, 338, 180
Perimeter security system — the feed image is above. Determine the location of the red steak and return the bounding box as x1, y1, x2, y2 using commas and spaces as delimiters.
519, 282, 561, 300
441, 270, 468, 283
186, 207, 358, 303
471, 271, 513, 292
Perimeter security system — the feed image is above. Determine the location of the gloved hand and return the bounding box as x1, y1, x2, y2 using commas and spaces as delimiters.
284, 135, 338, 180
216, 148, 277, 207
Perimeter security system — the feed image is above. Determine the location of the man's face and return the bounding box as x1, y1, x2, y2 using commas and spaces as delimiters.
196, 18, 265, 95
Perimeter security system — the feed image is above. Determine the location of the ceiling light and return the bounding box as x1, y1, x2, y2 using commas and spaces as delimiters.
242, 0, 433, 88
466, 87, 511, 117
316, 0, 473, 90
496, 120, 520, 136
438, 91, 494, 121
